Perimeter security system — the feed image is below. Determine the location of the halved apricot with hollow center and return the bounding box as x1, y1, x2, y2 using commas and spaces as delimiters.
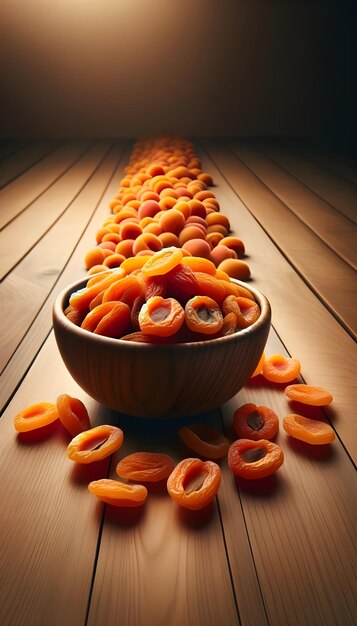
228, 439, 284, 479
139, 296, 185, 336
14, 402, 59, 433
167, 458, 221, 509
233, 403, 279, 441
67, 425, 124, 463
262, 354, 301, 383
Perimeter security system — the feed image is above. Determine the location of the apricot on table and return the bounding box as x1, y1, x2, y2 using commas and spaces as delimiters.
284, 384, 333, 406
217, 259, 251, 281
283, 414, 335, 444
262, 354, 301, 384
228, 439, 284, 479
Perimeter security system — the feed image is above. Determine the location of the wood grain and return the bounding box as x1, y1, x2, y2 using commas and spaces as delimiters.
0, 141, 91, 230
230, 140, 357, 270
283, 141, 357, 186
199, 141, 357, 462
0, 141, 111, 280
0, 332, 112, 626
0, 143, 121, 373
0, 142, 129, 410
261, 141, 357, 224
0, 138, 355, 626
0, 141, 60, 189
220, 326, 356, 626
212, 140, 356, 337
87, 412, 240, 626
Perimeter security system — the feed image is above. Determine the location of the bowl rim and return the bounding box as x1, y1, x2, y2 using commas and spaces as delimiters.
53, 273, 271, 352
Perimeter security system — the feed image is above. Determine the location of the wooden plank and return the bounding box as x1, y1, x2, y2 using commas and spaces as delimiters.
229, 140, 357, 270
0, 141, 60, 189
0, 140, 29, 162
0, 143, 122, 374
87, 412, 240, 626
0, 141, 111, 280
285, 141, 357, 186
0, 332, 112, 626
199, 140, 357, 463
0, 143, 129, 412
220, 325, 356, 626
260, 141, 357, 224
208, 141, 357, 338
0, 141, 91, 230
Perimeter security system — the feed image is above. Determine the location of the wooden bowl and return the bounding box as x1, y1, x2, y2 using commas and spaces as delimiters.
53, 277, 271, 418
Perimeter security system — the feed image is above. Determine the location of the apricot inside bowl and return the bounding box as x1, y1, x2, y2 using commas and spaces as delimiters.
53, 277, 271, 418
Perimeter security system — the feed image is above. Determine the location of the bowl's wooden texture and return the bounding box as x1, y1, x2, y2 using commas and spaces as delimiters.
53, 277, 271, 418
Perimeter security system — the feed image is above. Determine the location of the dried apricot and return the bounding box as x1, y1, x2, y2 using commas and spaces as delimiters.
233, 403, 279, 441
139, 296, 185, 336
56, 394, 91, 437
116, 452, 175, 482
283, 414, 335, 444
222, 295, 260, 329
81, 302, 130, 338
185, 296, 223, 335
14, 402, 59, 433
167, 458, 221, 510
262, 354, 301, 384
284, 384, 333, 406
141, 246, 183, 276
67, 425, 124, 463
179, 424, 230, 459
88, 479, 147, 507
228, 439, 284, 479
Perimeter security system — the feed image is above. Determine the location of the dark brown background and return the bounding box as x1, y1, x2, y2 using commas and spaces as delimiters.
0, 0, 355, 150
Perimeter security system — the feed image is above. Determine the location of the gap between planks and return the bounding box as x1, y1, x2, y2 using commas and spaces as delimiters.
198, 140, 357, 463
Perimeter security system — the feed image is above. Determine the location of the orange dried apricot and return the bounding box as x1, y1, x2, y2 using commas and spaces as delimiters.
219, 312, 237, 336
194, 272, 226, 305
217, 259, 251, 281
284, 384, 333, 406
56, 394, 91, 437
179, 424, 230, 459
14, 401, 59, 433
283, 414, 335, 444
81, 302, 130, 337
167, 458, 221, 510
185, 296, 223, 335
70, 269, 125, 312
228, 439, 284, 479
116, 452, 175, 482
102, 275, 143, 307
233, 403, 279, 441
88, 479, 148, 507
139, 296, 185, 336
166, 263, 199, 299
141, 246, 183, 276
181, 256, 216, 275
222, 295, 260, 329
262, 354, 301, 384
67, 425, 124, 463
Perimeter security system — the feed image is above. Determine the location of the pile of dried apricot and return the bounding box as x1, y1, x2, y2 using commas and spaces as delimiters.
66, 247, 261, 342
84, 135, 251, 281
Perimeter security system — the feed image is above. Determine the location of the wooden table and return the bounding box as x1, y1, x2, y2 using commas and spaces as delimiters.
0, 139, 356, 626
